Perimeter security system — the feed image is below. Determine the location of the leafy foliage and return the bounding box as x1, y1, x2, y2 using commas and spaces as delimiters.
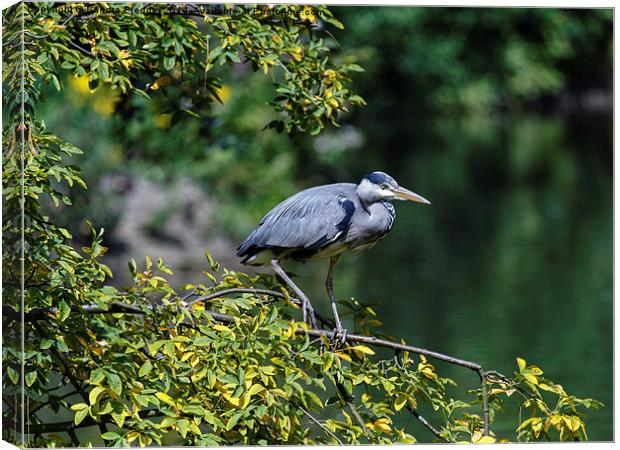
2, 2, 602, 447
4, 249, 602, 446
335, 7, 612, 114
17, 2, 363, 133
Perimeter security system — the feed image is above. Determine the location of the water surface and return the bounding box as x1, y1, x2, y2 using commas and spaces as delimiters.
292, 113, 612, 441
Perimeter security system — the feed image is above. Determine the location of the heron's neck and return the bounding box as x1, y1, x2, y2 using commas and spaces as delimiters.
362, 198, 394, 216
356, 179, 384, 208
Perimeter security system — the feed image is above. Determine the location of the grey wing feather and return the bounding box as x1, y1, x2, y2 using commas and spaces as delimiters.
237, 184, 357, 257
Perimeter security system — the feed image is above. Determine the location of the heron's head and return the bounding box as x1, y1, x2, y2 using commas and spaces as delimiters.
357, 171, 431, 206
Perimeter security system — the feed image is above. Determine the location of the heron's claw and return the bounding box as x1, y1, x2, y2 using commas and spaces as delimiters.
330, 326, 348, 349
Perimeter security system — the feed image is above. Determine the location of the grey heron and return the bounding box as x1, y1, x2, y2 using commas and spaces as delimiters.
237, 171, 430, 343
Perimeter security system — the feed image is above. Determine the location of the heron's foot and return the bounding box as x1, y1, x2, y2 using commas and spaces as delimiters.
330, 326, 348, 349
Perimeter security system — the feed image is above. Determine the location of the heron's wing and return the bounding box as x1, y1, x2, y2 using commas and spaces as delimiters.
237, 184, 357, 256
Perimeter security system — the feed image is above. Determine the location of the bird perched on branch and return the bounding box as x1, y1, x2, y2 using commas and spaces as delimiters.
237, 171, 430, 344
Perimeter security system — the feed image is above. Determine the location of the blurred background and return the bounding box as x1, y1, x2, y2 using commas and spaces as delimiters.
39, 7, 612, 441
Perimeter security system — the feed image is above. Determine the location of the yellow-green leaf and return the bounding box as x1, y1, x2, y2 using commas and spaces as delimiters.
247, 384, 265, 396
394, 394, 407, 412
74, 407, 89, 425
106, 373, 122, 395
25, 371, 37, 387
350, 345, 375, 356
177, 419, 190, 438
523, 373, 538, 385
70, 403, 88, 411
564, 415, 582, 432
473, 435, 496, 444
226, 411, 243, 431
89, 386, 105, 405
112, 412, 125, 428
139, 360, 153, 377
156, 392, 176, 408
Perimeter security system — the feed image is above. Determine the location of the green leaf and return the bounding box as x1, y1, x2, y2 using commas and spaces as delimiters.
106, 372, 123, 396
25, 371, 37, 387
163, 342, 176, 359
139, 360, 153, 377
148, 340, 164, 356
111, 413, 125, 428
226, 411, 243, 431
163, 56, 176, 71
193, 336, 211, 346
74, 407, 89, 426
98, 62, 109, 80
128, 258, 137, 277
177, 419, 190, 438
70, 403, 89, 411
161, 417, 176, 428
101, 432, 121, 441
59, 300, 71, 321
99, 401, 114, 415
247, 384, 265, 396
7, 366, 18, 384
394, 394, 407, 411
89, 386, 105, 405
156, 392, 176, 408
49, 74, 61, 91
56, 339, 69, 352
135, 394, 150, 407
90, 368, 106, 384
39, 339, 53, 350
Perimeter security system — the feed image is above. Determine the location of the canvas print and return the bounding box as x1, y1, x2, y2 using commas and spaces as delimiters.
2, 2, 613, 446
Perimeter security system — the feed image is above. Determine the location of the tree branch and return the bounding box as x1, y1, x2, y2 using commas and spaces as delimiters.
296, 403, 343, 444
8, 408, 161, 435
334, 380, 369, 437
6, 290, 492, 435
406, 405, 448, 442
30, 390, 80, 415
30, 321, 109, 437
477, 369, 490, 435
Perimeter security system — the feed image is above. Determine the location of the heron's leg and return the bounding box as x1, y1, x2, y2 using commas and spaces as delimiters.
271, 260, 317, 329
326, 255, 347, 346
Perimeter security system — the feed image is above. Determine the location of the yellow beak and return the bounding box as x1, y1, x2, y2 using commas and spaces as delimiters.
393, 186, 431, 204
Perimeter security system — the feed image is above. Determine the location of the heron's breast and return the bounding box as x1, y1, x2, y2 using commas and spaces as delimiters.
304, 241, 350, 260
348, 240, 380, 254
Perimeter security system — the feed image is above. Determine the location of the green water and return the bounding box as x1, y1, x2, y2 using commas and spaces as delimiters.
290, 114, 613, 441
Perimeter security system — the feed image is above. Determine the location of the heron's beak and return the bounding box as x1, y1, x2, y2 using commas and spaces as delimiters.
393, 186, 431, 204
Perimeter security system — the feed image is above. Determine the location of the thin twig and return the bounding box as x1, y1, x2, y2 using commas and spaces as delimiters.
477, 369, 490, 435
347, 402, 368, 435
189, 288, 332, 327
296, 404, 343, 444
406, 405, 447, 442
30, 321, 109, 436
335, 381, 368, 435
66, 40, 91, 56
9, 408, 161, 435
61, 13, 75, 27
303, 328, 483, 372
67, 428, 80, 446
30, 390, 80, 415
188, 287, 289, 306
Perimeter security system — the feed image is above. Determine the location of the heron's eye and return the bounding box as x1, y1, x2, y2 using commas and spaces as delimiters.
380, 183, 388, 190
